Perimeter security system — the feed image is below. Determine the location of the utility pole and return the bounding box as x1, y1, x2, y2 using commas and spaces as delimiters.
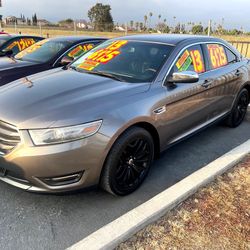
208, 20, 212, 36
74, 20, 77, 35
39, 22, 42, 36
125, 22, 128, 36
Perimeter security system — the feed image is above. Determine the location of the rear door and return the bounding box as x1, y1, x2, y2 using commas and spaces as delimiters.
202, 43, 244, 120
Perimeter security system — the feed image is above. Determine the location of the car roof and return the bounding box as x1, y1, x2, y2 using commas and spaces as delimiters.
48, 36, 107, 43
0, 34, 42, 38
116, 34, 223, 46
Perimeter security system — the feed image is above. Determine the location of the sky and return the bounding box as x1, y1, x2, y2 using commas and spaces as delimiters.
1, 0, 249, 31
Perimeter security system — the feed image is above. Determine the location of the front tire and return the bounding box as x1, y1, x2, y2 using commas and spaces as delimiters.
100, 127, 154, 196
225, 88, 249, 128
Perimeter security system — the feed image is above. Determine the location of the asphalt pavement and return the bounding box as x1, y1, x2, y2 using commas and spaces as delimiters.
1, 109, 250, 250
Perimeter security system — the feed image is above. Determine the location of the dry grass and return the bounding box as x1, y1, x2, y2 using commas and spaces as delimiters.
4, 27, 250, 57
3, 26, 250, 40
117, 156, 250, 250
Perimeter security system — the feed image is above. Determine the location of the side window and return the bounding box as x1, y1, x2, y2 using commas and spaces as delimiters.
173, 45, 205, 74
206, 44, 228, 69
225, 47, 238, 64
4, 37, 37, 55
66, 43, 97, 60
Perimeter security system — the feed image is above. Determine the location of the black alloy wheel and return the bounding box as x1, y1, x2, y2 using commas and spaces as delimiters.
100, 127, 154, 196
225, 88, 249, 128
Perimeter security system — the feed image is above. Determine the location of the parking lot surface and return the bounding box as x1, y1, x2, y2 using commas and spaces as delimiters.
1, 110, 250, 250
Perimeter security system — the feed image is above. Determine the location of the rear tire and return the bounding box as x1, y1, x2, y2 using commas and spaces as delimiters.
100, 127, 154, 196
225, 88, 249, 128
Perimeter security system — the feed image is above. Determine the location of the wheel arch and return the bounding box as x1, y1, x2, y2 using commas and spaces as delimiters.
98, 120, 161, 184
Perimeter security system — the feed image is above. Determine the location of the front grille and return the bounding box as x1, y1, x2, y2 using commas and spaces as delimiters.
0, 121, 21, 156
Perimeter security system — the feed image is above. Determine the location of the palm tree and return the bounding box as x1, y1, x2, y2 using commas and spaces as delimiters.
164, 18, 167, 23
173, 16, 176, 32
144, 15, 148, 30
135, 22, 139, 31
158, 14, 161, 22
130, 20, 134, 29
149, 12, 153, 30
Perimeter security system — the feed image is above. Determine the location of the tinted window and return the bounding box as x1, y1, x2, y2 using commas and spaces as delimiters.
15, 39, 71, 63
71, 40, 174, 83
206, 44, 228, 70
3, 37, 37, 55
66, 43, 97, 60
173, 45, 205, 74
225, 47, 238, 64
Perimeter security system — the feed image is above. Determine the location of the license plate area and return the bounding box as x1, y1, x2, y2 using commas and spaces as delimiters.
0, 167, 6, 177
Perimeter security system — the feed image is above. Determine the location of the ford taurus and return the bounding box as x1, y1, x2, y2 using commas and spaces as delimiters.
0, 35, 249, 195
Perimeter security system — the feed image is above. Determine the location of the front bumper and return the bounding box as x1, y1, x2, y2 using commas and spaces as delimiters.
0, 130, 110, 193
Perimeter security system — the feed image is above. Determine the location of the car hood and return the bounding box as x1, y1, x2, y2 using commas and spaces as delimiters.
0, 57, 37, 70
0, 68, 150, 129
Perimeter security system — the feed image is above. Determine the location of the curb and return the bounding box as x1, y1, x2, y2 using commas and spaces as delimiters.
68, 139, 250, 250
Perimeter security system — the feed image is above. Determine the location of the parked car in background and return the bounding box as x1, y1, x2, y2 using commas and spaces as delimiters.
0, 36, 106, 86
0, 34, 43, 57
0, 35, 249, 196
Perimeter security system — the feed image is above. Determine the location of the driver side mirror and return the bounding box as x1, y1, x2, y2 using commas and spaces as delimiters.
0, 49, 13, 57
60, 56, 74, 66
167, 71, 199, 84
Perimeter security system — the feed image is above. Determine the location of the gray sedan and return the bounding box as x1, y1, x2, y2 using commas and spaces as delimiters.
0, 35, 249, 195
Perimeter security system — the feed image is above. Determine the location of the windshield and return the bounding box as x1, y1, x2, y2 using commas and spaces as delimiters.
15, 39, 71, 63
71, 40, 174, 83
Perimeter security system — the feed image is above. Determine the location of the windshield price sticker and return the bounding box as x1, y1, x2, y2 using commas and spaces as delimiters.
78, 40, 128, 71
190, 49, 205, 73
68, 44, 94, 58
7, 38, 36, 52
207, 44, 227, 69
15, 39, 48, 58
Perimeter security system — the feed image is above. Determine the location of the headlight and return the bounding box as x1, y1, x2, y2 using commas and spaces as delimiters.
29, 120, 102, 145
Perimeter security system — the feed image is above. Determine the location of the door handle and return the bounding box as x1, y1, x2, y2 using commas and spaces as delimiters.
201, 79, 213, 88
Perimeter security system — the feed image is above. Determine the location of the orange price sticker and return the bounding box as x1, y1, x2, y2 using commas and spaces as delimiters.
78, 40, 128, 71
7, 38, 36, 52
176, 50, 190, 69
68, 44, 94, 58
190, 50, 205, 73
207, 44, 227, 69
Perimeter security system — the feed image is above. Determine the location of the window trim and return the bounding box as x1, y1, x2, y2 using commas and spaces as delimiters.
224, 46, 238, 65
162, 41, 240, 87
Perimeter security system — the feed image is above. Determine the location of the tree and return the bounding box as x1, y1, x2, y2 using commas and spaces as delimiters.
156, 22, 170, 33
192, 24, 203, 34
174, 22, 181, 33
144, 15, 148, 29
58, 18, 74, 27
140, 22, 144, 31
32, 13, 38, 26
135, 22, 139, 31
130, 20, 134, 29
88, 3, 114, 31
149, 12, 153, 29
